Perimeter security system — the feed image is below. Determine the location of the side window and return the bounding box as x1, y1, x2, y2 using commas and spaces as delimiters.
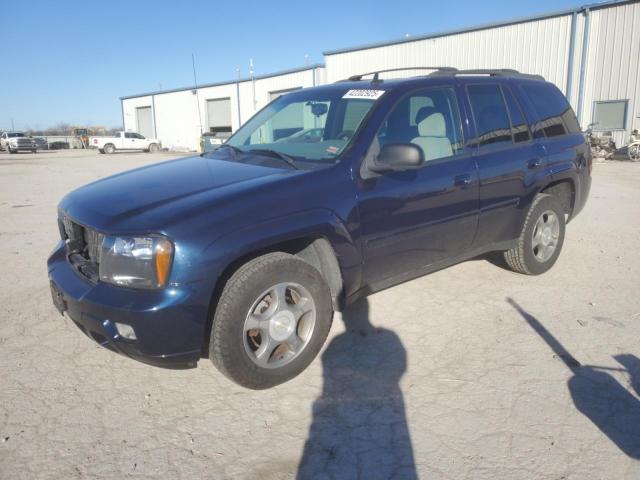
502, 87, 531, 143
521, 83, 580, 137
376, 87, 463, 162
124, 132, 134, 139
467, 84, 512, 147
341, 100, 372, 134
134, 133, 145, 139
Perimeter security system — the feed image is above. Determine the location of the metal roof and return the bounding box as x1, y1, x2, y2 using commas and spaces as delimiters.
323, 0, 639, 56
120, 63, 325, 100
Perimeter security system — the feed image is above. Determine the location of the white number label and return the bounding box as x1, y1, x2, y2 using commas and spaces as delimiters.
342, 89, 385, 100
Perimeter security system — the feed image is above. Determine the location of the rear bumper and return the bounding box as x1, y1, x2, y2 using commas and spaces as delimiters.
47, 243, 208, 368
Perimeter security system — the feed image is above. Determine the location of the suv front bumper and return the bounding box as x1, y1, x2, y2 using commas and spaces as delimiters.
47, 243, 208, 368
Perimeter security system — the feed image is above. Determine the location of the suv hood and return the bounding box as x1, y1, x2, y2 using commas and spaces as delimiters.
59, 155, 287, 232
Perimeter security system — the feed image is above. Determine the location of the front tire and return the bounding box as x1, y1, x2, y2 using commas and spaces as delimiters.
209, 252, 333, 389
629, 144, 640, 162
148, 143, 159, 153
8, 146, 15, 154
503, 193, 566, 275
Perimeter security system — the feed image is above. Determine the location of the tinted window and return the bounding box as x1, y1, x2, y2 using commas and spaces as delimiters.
503, 87, 531, 143
376, 87, 462, 162
124, 132, 134, 139
468, 85, 512, 147
133, 133, 145, 139
521, 83, 580, 137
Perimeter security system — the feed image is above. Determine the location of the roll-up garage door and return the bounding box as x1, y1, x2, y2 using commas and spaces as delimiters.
136, 106, 154, 139
206, 98, 232, 133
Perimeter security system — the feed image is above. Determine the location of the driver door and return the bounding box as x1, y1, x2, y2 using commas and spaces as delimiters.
356, 86, 480, 285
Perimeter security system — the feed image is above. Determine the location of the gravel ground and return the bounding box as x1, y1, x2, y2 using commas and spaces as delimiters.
0, 149, 639, 479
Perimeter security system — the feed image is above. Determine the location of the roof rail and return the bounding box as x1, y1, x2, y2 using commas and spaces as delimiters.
428, 68, 545, 81
340, 67, 458, 82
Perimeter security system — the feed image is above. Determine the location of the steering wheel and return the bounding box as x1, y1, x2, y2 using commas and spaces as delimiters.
336, 130, 355, 141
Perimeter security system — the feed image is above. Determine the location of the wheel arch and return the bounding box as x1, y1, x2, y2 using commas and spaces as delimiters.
200, 233, 348, 357
541, 178, 575, 221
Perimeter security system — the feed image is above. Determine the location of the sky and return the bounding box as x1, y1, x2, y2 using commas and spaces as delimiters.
0, 0, 589, 131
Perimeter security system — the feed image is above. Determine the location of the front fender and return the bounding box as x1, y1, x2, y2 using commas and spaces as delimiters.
202, 208, 362, 298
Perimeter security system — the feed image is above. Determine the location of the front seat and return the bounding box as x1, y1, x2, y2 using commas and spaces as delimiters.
410, 110, 452, 161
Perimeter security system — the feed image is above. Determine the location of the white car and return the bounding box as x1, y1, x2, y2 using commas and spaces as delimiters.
1, 131, 37, 153
89, 132, 161, 154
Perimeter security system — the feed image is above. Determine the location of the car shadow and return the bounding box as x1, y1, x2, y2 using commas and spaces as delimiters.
508, 298, 640, 459
297, 298, 417, 479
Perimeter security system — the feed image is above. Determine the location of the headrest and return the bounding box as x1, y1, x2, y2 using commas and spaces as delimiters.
415, 106, 437, 125
418, 112, 447, 137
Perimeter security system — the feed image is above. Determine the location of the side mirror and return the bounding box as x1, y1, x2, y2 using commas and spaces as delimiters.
370, 143, 424, 173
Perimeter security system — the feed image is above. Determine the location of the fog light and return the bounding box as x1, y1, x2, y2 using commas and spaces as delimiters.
115, 322, 137, 340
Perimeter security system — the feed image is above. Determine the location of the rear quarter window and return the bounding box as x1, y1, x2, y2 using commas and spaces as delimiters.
521, 83, 581, 137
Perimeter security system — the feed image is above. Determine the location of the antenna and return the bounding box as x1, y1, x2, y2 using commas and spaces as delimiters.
250, 58, 257, 111
192, 53, 203, 135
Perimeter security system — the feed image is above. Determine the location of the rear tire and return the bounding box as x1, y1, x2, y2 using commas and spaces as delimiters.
209, 252, 333, 389
503, 193, 565, 275
629, 144, 640, 162
103, 144, 115, 154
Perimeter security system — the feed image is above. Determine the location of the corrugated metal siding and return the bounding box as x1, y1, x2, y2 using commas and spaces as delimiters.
325, 15, 573, 91
582, 2, 640, 145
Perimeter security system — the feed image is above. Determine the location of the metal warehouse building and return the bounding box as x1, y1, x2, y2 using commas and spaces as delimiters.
122, 0, 640, 151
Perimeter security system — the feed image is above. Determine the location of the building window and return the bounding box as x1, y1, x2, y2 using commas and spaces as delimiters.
592, 100, 628, 131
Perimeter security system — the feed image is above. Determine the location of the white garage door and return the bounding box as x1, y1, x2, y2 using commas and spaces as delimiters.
206, 98, 232, 133
136, 106, 154, 139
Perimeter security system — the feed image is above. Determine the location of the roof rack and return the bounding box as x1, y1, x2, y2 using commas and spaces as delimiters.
428, 68, 545, 81
341, 67, 457, 82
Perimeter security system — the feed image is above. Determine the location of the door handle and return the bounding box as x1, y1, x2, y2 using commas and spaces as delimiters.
528, 158, 543, 169
454, 174, 472, 186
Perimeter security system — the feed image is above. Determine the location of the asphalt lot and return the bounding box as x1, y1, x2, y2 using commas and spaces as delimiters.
1, 149, 639, 479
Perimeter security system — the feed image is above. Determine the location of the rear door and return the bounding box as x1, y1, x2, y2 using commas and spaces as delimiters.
357, 85, 480, 284
466, 82, 547, 248
515, 81, 585, 183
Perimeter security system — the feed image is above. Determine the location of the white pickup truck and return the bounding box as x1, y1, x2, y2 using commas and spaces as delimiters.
89, 132, 161, 154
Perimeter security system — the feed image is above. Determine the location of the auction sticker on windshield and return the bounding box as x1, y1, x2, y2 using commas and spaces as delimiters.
342, 89, 385, 100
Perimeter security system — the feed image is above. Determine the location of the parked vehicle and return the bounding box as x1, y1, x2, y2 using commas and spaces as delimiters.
33, 137, 49, 150
49, 141, 70, 150
48, 68, 591, 389
275, 127, 325, 143
628, 129, 640, 162
1, 131, 36, 153
89, 131, 161, 154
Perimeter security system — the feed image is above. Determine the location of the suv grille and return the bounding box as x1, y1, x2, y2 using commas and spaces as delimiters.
61, 215, 104, 280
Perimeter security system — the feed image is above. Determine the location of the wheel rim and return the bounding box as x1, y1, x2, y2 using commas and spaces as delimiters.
531, 210, 560, 262
106, 145, 114, 153
243, 282, 316, 369
630, 145, 640, 162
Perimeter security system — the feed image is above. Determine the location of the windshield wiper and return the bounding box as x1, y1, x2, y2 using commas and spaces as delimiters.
248, 149, 300, 170
201, 144, 244, 157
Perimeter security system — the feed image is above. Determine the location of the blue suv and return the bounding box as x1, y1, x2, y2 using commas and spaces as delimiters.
48, 68, 591, 389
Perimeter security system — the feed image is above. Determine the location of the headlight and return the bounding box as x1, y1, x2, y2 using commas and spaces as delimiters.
99, 235, 173, 289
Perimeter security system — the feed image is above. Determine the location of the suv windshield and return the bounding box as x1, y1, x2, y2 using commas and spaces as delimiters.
206, 87, 381, 166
